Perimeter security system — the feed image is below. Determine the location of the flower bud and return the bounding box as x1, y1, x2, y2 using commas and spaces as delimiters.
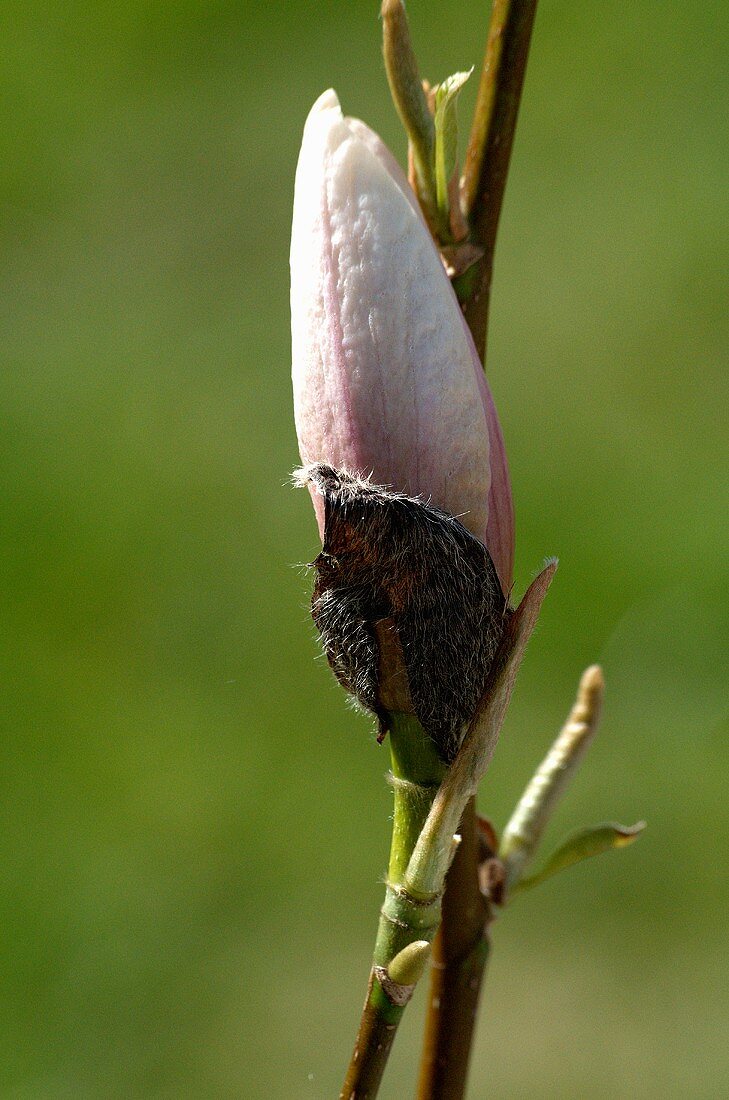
291, 90, 514, 592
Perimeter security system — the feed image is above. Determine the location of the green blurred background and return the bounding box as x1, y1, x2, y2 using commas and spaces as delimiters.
2, 1, 727, 1096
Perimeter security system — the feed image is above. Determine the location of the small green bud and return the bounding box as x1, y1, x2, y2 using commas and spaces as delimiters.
387, 940, 432, 986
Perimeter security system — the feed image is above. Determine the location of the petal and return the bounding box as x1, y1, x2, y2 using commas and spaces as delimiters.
291, 90, 492, 543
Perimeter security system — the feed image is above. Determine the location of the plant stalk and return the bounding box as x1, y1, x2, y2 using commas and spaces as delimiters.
461, 0, 539, 363
340, 714, 446, 1099
416, 797, 491, 1100
414, 6, 540, 1095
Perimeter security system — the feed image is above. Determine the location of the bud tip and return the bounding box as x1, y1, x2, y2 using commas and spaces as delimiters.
387, 940, 432, 986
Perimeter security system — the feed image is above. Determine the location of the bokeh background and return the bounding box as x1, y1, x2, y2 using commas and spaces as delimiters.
2, 1, 727, 1097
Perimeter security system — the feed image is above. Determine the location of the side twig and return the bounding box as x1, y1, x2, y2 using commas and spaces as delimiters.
461, 0, 539, 363
416, 797, 491, 1100
415, 557, 554, 1100
416, 5, 539, 1097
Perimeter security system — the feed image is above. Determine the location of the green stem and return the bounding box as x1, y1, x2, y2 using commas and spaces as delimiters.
386, 713, 446, 880
340, 714, 446, 1100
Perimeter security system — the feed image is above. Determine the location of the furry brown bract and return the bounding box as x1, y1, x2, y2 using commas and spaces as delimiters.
297, 464, 511, 763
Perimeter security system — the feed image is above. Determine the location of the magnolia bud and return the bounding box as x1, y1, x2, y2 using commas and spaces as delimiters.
290, 90, 514, 592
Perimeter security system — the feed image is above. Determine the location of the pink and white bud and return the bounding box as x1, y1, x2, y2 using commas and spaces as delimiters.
291, 89, 514, 591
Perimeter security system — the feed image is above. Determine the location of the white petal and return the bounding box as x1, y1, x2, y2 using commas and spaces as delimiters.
291, 90, 491, 539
